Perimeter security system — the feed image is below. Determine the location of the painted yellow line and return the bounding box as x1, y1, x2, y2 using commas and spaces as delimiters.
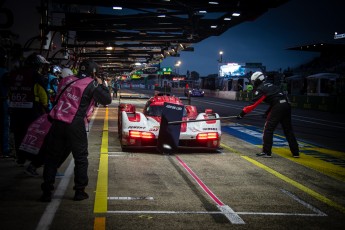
302, 147, 345, 160
94, 108, 109, 214
271, 146, 345, 182
242, 155, 345, 214
94, 217, 106, 230
220, 143, 345, 214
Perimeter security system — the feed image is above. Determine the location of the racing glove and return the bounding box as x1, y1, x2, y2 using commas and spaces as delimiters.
237, 110, 246, 119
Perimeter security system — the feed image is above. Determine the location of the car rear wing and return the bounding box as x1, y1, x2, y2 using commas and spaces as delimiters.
119, 95, 151, 100
178, 96, 191, 105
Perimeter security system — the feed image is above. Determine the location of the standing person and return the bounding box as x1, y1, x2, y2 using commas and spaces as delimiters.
236, 71, 299, 158
46, 65, 61, 111
0, 47, 11, 158
40, 59, 112, 202
111, 78, 119, 99
8, 53, 49, 165
24, 67, 73, 177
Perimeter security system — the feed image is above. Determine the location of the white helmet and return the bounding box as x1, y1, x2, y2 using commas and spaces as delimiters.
251, 71, 265, 86
61, 68, 74, 78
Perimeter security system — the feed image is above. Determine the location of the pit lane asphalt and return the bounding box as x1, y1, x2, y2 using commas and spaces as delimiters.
0, 90, 344, 230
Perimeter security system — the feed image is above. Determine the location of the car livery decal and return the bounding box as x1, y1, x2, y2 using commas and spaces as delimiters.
203, 127, 218, 131
128, 126, 145, 129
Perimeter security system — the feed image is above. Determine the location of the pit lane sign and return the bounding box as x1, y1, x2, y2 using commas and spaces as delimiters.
161, 67, 172, 75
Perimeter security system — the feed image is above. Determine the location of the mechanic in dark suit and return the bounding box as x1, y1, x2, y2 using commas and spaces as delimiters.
236, 71, 299, 158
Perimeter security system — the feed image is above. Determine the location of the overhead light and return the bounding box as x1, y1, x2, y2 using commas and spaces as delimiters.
158, 14, 166, 18
106, 46, 114, 50
232, 12, 241, 16
112, 6, 122, 10
208, 1, 219, 4
224, 17, 231, 21
211, 25, 217, 28
198, 10, 207, 14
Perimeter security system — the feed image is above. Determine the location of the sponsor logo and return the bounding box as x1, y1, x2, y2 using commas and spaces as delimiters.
203, 128, 218, 131
165, 104, 182, 111
128, 126, 145, 129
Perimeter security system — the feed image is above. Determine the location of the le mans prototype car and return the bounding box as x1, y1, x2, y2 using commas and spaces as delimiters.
118, 94, 221, 152
184, 88, 205, 97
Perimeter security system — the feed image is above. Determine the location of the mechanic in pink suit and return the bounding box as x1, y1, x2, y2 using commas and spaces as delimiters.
40, 59, 112, 202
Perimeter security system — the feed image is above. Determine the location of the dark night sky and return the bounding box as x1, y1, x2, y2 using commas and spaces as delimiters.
3, 0, 345, 76
161, 0, 345, 76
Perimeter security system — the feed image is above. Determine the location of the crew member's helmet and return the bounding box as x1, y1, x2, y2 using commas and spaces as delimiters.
51, 65, 62, 75
24, 53, 50, 73
61, 67, 74, 78
78, 59, 99, 77
250, 71, 266, 87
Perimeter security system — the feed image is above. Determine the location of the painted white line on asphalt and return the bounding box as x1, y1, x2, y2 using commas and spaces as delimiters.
106, 210, 325, 217
218, 205, 245, 224
36, 108, 98, 230
281, 189, 327, 216
108, 196, 154, 200
236, 212, 326, 216
175, 155, 245, 224
36, 159, 74, 230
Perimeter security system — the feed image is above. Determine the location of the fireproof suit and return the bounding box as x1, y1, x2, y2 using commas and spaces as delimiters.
240, 81, 299, 157
41, 76, 111, 193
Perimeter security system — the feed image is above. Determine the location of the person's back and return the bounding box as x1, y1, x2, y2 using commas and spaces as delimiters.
8, 53, 49, 165
41, 59, 112, 202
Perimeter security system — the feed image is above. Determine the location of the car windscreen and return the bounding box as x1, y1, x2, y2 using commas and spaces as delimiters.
145, 105, 187, 117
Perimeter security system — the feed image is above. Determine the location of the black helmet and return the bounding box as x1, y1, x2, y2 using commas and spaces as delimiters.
78, 59, 99, 77
24, 52, 49, 70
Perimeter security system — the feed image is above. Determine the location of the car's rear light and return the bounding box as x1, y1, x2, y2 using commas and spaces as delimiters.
141, 132, 155, 139
127, 113, 141, 122
196, 132, 219, 140
129, 130, 155, 139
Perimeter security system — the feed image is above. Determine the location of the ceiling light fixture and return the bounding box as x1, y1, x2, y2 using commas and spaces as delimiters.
112, 6, 122, 10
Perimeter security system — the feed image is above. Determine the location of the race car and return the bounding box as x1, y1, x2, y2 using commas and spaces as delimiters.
184, 88, 205, 97
118, 94, 221, 152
